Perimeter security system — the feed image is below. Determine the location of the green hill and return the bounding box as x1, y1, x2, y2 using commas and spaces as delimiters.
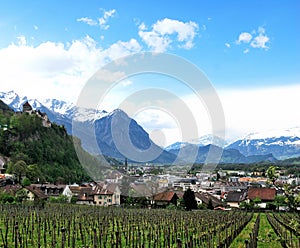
0, 100, 105, 184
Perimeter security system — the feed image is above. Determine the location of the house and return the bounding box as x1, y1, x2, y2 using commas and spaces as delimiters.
194, 192, 226, 208
152, 191, 178, 207
221, 182, 248, 192
172, 178, 199, 192
1, 184, 22, 195
1, 184, 47, 202
23, 185, 48, 201
92, 183, 121, 206
32, 184, 66, 197
104, 171, 123, 183
225, 190, 247, 208
63, 184, 82, 202
64, 182, 121, 206
76, 187, 95, 205
248, 188, 276, 208
248, 187, 276, 201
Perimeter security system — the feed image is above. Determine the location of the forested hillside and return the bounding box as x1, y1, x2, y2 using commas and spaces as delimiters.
0, 100, 104, 184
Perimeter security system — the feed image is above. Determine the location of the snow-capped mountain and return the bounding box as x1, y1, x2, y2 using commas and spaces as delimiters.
226, 128, 300, 159
188, 134, 227, 148
165, 142, 190, 151
165, 135, 227, 151
0, 90, 177, 163
1, 90, 300, 163
41, 98, 75, 115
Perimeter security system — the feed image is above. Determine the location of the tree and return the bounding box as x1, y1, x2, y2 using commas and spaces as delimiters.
0, 191, 15, 204
239, 201, 254, 210
183, 188, 197, 211
267, 165, 278, 185
26, 164, 44, 183
273, 195, 287, 211
283, 184, 298, 211
15, 189, 28, 202
49, 194, 68, 204
6, 160, 27, 182
21, 177, 31, 187
253, 197, 262, 209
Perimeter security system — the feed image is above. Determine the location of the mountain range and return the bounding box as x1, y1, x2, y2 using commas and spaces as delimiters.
227, 128, 300, 160
1, 90, 299, 164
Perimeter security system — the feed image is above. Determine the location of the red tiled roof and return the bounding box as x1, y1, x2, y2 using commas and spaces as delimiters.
153, 191, 178, 202
248, 188, 276, 201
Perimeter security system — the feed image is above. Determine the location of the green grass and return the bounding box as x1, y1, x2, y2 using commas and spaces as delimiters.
257, 213, 282, 248
229, 213, 258, 248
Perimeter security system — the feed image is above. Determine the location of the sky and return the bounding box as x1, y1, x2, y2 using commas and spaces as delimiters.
0, 0, 299, 146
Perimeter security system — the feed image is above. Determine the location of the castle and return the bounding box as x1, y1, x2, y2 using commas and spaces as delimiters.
22, 101, 51, 128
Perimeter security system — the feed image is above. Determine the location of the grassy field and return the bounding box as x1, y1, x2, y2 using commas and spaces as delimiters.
230, 212, 283, 248
257, 213, 282, 248
229, 213, 258, 248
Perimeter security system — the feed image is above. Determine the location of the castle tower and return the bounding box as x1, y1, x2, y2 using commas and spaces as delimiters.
22, 101, 32, 113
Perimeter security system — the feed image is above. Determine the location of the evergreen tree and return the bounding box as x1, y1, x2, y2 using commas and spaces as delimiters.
207, 198, 214, 210
183, 188, 197, 211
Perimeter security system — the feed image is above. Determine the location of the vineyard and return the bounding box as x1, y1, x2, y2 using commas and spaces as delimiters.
0, 204, 299, 248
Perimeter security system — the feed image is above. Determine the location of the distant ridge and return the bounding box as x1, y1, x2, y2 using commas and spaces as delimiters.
1, 91, 299, 163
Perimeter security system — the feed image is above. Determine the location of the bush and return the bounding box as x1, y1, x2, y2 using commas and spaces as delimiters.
49, 194, 69, 204
0, 192, 15, 204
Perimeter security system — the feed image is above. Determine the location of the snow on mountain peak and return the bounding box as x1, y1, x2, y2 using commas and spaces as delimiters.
0, 90, 21, 107
188, 134, 227, 147
244, 127, 300, 140
41, 98, 75, 115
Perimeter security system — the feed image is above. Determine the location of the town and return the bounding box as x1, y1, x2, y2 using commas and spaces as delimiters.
1, 158, 300, 211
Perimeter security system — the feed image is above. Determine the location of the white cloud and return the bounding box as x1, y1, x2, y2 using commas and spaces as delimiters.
219, 84, 300, 140
133, 84, 300, 145
225, 43, 230, 48
138, 18, 198, 52
77, 17, 97, 26
102, 38, 142, 60
134, 109, 179, 147
16, 35, 27, 46
250, 27, 269, 49
243, 48, 249, 54
237, 32, 252, 44
98, 9, 116, 30
77, 9, 116, 30
136, 84, 300, 145
236, 27, 270, 52
120, 79, 133, 87
34, 25, 38, 30
0, 35, 141, 102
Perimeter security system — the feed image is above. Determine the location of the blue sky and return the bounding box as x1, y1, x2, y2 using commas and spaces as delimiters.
0, 0, 299, 145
